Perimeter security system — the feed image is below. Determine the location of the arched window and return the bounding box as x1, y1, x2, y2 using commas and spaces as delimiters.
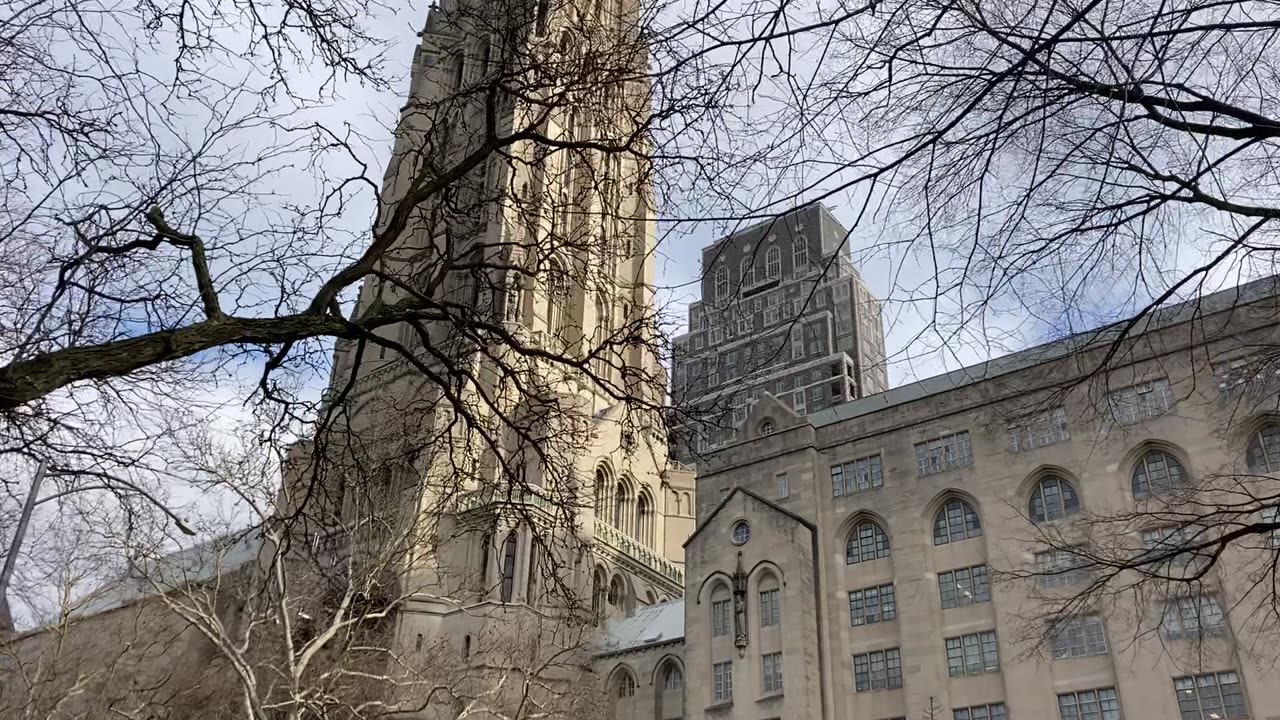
594, 463, 612, 514
545, 260, 570, 337
1132, 450, 1189, 499
526, 540, 541, 605
608, 575, 625, 606
614, 671, 636, 697
613, 480, 631, 531
636, 491, 654, 546
766, 245, 781, 278
714, 265, 729, 300
499, 531, 518, 602
740, 257, 755, 286
662, 662, 683, 690
759, 418, 776, 435
793, 238, 809, 269
478, 531, 492, 589
846, 520, 890, 564
1029, 476, 1081, 523
933, 499, 982, 545
1247, 423, 1280, 473
592, 568, 607, 622
503, 272, 524, 323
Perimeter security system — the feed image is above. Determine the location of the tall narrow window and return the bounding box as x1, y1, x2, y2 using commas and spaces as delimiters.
766, 245, 781, 278
636, 491, 653, 546
715, 265, 729, 300
712, 597, 732, 636
793, 238, 808, 269
762, 652, 783, 693
546, 260, 569, 337
535, 0, 550, 34
713, 661, 733, 702
526, 541, 541, 605
499, 531, 518, 602
759, 588, 780, 627
478, 531, 492, 590
612, 481, 630, 531
740, 256, 755, 286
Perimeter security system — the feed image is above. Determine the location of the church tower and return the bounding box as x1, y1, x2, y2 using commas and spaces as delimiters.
294, 0, 696, 709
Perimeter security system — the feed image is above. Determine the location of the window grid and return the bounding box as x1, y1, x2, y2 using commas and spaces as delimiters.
1161, 595, 1226, 639
1246, 423, 1280, 473
1132, 450, 1189, 499
1008, 406, 1070, 452
766, 246, 781, 278
915, 431, 974, 476
713, 661, 733, 702
712, 599, 731, 637
849, 583, 897, 626
1264, 506, 1280, 547
776, 472, 790, 499
1173, 671, 1247, 720
846, 521, 891, 564
1142, 526, 1197, 568
762, 652, 783, 694
1030, 476, 1081, 523
945, 631, 1000, 677
759, 589, 781, 628
1108, 378, 1174, 425
1049, 616, 1109, 659
934, 499, 983, 545
853, 648, 903, 691
1058, 688, 1121, 720
938, 565, 991, 609
832, 454, 884, 497
793, 239, 809, 269
1035, 548, 1090, 588
954, 703, 1008, 720
662, 665, 683, 690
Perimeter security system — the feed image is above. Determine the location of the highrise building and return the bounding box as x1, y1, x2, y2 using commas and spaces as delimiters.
669, 202, 888, 463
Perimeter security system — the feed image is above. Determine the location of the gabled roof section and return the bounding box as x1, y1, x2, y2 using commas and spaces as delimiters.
682, 486, 815, 549
597, 599, 685, 656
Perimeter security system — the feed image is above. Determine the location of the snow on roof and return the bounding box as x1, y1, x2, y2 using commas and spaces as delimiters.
597, 599, 685, 655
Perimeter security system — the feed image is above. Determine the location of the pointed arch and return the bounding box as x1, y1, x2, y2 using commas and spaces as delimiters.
845, 518, 890, 564
1247, 420, 1280, 473
933, 497, 982, 545
499, 530, 518, 602
1027, 472, 1082, 523
545, 257, 570, 337
592, 565, 608, 623
1132, 446, 1190, 499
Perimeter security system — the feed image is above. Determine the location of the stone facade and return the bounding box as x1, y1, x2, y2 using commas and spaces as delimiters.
601, 276, 1280, 720
670, 202, 888, 464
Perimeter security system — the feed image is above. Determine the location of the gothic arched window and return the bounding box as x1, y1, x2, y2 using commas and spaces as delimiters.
662, 663, 683, 690
546, 259, 569, 337
636, 491, 654, 546
1132, 450, 1189, 499
933, 499, 982, 545
1029, 476, 1081, 523
612, 480, 631, 531
846, 520, 890, 564
499, 531, 518, 602
594, 463, 613, 515
1247, 423, 1280, 473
